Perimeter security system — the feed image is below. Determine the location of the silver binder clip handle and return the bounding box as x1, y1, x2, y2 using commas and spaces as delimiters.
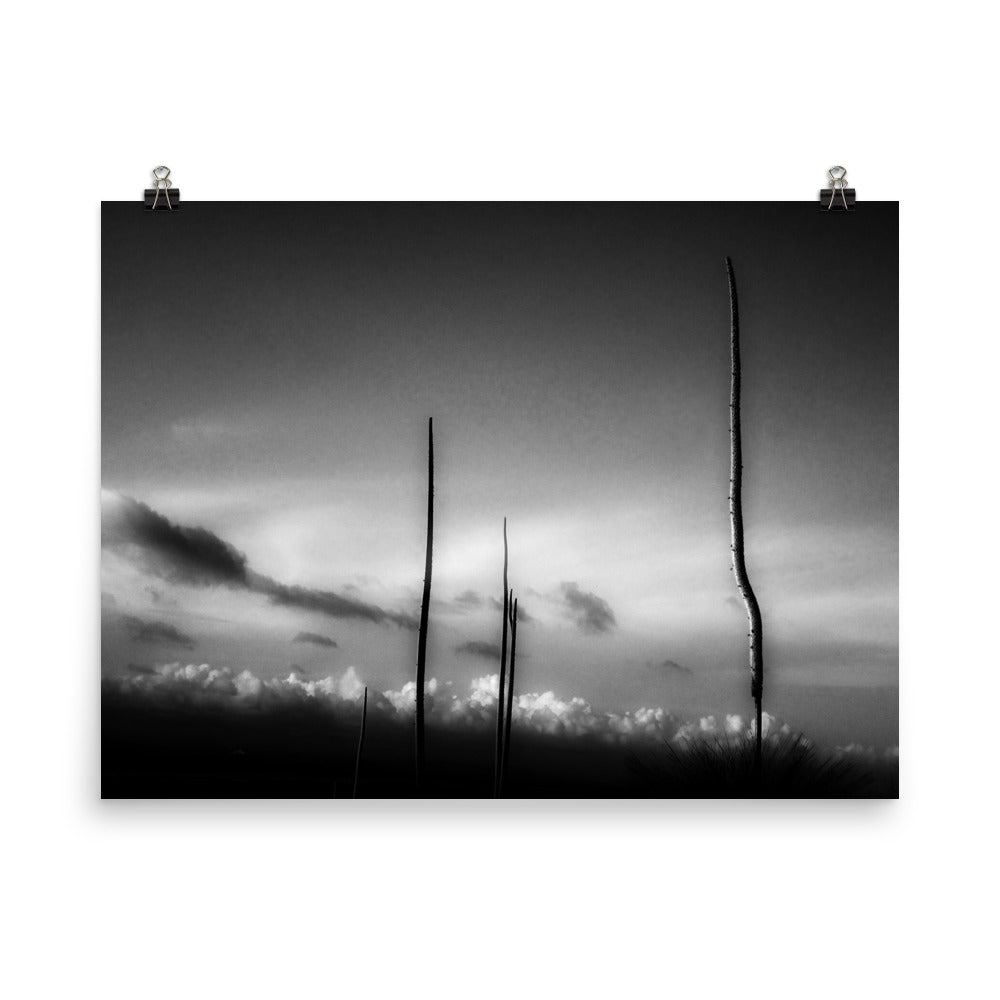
826, 166, 850, 211
151, 166, 173, 211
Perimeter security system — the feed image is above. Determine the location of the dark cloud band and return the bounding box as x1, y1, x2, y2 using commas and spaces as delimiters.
120, 614, 196, 650
292, 631, 339, 648
102, 493, 418, 630
455, 639, 502, 660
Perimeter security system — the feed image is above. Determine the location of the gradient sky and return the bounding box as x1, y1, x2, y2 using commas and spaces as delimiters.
101, 202, 897, 748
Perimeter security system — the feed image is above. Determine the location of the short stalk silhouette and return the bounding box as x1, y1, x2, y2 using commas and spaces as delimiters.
494, 519, 509, 798
353, 685, 368, 799
415, 418, 433, 792
726, 258, 764, 775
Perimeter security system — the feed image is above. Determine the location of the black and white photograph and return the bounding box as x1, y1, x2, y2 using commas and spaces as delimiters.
102, 202, 898, 798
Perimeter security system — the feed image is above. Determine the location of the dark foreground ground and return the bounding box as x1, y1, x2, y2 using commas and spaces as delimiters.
102, 691, 898, 799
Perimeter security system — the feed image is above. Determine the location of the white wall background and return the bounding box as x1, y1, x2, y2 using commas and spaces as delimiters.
2, 2, 996, 998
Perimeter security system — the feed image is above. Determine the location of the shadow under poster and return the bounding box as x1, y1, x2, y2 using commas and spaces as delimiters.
101, 202, 898, 798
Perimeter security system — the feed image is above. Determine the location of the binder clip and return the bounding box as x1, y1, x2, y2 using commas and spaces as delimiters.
820, 166, 854, 211
145, 166, 180, 211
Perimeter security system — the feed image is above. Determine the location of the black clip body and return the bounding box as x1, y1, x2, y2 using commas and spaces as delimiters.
145, 166, 180, 210
820, 166, 854, 211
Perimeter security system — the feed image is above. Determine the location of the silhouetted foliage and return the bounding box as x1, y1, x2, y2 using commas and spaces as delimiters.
627, 734, 876, 798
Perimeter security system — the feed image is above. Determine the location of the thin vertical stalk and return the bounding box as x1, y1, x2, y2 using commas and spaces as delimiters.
353, 686, 368, 799
726, 258, 764, 774
500, 594, 518, 794
494, 519, 509, 797
415, 417, 433, 792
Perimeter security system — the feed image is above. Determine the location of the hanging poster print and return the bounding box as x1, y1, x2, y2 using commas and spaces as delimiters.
101, 202, 898, 798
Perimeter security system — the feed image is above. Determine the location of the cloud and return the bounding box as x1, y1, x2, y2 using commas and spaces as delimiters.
280, 665, 366, 702
381, 677, 443, 716
104, 663, 899, 761
120, 614, 196, 649
486, 595, 534, 623
559, 582, 616, 634
102, 492, 417, 630
833, 742, 900, 762
113, 662, 367, 707
657, 659, 692, 676
258, 578, 416, 629
670, 711, 798, 746
455, 639, 501, 660
671, 711, 796, 746
109, 662, 681, 745
449, 677, 682, 743
102, 492, 249, 587
123, 661, 239, 698
454, 590, 483, 608
293, 631, 338, 648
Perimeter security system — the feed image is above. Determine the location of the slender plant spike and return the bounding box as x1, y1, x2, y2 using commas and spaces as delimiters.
500, 594, 518, 793
353, 685, 368, 799
415, 417, 433, 792
726, 258, 764, 772
494, 519, 509, 797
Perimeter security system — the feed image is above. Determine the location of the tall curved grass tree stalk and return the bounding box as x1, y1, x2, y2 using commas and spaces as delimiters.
494, 519, 509, 798
415, 418, 433, 792
726, 258, 764, 774
353, 685, 368, 799
500, 594, 518, 794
